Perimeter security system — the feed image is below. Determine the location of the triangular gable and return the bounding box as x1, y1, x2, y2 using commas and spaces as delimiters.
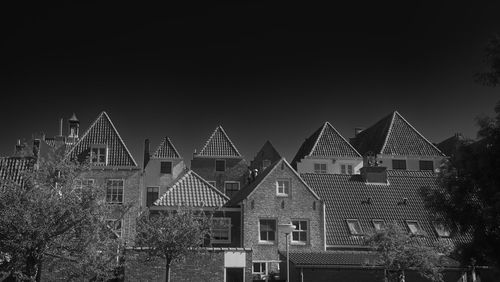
227, 158, 320, 206
155, 170, 229, 208
250, 140, 282, 169
197, 126, 242, 157
66, 112, 138, 167
152, 137, 181, 159
352, 111, 444, 157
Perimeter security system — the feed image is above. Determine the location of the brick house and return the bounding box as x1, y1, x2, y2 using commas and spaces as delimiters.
292, 121, 363, 175
142, 136, 186, 208
191, 126, 248, 198
249, 140, 282, 172
126, 169, 252, 282
226, 158, 324, 281
350, 111, 446, 171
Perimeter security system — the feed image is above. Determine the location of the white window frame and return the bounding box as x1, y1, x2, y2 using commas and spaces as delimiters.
224, 181, 240, 197
314, 163, 327, 174
106, 219, 123, 238
372, 219, 385, 231
146, 186, 160, 207
346, 219, 363, 235
291, 220, 308, 244
252, 262, 267, 275
106, 179, 124, 204
406, 220, 422, 235
276, 180, 290, 197
340, 164, 353, 175
259, 219, 276, 243
433, 223, 451, 238
211, 217, 231, 244
90, 144, 108, 166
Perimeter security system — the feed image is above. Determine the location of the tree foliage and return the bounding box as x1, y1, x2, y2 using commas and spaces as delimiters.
0, 154, 125, 281
422, 101, 500, 270
135, 207, 212, 282
365, 222, 452, 282
475, 34, 500, 87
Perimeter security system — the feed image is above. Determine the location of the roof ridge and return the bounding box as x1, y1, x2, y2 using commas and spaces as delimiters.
379, 111, 397, 154
198, 125, 242, 157
102, 112, 139, 166
64, 111, 106, 159
391, 112, 445, 157
326, 121, 362, 157
152, 136, 182, 159
308, 122, 329, 157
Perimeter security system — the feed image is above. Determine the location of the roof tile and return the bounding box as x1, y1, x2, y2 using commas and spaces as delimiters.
196, 126, 241, 157
152, 137, 181, 159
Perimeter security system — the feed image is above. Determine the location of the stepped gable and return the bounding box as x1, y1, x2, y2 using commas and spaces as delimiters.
292, 122, 361, 168
66, 111, 138, 167
151, 137, 181, 159
154, 170, 229, 208
196, 126, 242, 157
351, 111, 444, 157
301, 171, 469, 247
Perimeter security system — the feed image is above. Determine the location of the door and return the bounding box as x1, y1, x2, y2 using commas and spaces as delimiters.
226, 267, 244, 282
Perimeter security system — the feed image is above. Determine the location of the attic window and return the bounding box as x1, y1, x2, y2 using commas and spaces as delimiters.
340, 164, 353, 175
406, 220, 422, 235
276, 180, 290, 196
90, 145, 107, 165
346, 219, 362, 235
392, 159, 406, 170
372, 219, 385, 231
215, 160, 226, 172
160, 161, 172, 174
433, 223, 451, 238
419, 160, 434, 171
314, 163, 327, 174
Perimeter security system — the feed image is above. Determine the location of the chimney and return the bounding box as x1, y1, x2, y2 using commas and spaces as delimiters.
59, 118, 63, 136
143, 139, 150, 169
55, 118, 66, 143
360, 166, 388, 184
354, 127, 364, 137
14, 139, 27, 157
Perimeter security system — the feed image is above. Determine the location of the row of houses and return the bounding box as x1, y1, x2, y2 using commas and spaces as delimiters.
0, 111, 486, 281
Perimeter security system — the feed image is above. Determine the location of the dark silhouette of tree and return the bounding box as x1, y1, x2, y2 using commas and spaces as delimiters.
0, 155, 126, 281
135, 207, 212, 282
475, 34, 500, 87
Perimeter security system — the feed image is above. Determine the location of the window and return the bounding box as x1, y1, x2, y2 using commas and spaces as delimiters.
106, 179, 124, 204
90, 145, 107, 165
215, 160, 225, 172
346, 219, 362, 235
314, 163, 327, 174
433, 223, 451, 237
406, 220, 421, 235
74, 179, 94, 190
253, 262, 266, 274
208, 181, 216, 187
262, 159, 271, 170
224, 181, 240, 198
276, 180, 290, 196
106, 219, 122, 238
392, 159, 407, 170
291, 220, 308, 243
419, 160, 434, 171
146, 187, 159, 206
259, 219, 276, 242
372, 219, 385, 231
160, 161, 172, 174
341, 164, 353, 175
211, 218, 231, 243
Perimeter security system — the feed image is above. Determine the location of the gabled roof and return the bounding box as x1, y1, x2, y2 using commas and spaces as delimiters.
154, 170, 229, 208
0, 157, 34, 185
250, 140, 282, 169
301, 171, 468, 247
152, 137, 181, 159
351, 111, 445, 157
66, 112, 138, 167
227, 158, 320, 206
437, 133, 465, 157
292, 122, 361, 168
196, 126, 242, 157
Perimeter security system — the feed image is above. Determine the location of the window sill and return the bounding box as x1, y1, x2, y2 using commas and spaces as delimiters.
258, 241, 275, 245
291, 242, 307, 246
276, 194, 289, 198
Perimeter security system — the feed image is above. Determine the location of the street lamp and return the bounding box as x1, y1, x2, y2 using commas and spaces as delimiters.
278, 222, 296, 282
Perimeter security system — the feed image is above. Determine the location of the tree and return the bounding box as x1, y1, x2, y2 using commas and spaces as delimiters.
135, 207, 212, 282
364, 222, 452, 282
475, 34, 500, 87
422, 100, 500, 270
0, 154, 125, 281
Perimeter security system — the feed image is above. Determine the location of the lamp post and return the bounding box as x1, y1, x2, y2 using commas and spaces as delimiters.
278, 222, 296, 282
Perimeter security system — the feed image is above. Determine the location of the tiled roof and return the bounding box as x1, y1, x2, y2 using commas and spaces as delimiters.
152, 137, 181, 159
155, 170, 229, 208
227, 158, 320, 206
66, 112, 138, 167
292, 122, 361, 168
285, 251, 459, 268
301, 172, 468, 247
0, 157, 34, 185
351, 111, 444, 157
196, 126, 242, 157
437, 133, 465, 157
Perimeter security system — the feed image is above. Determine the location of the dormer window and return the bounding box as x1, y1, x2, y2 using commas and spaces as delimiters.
372, 219, 385, 231
340, 164, 353, 175
406, 220, 422, 235
314, 163, 327, 174
433, 223, 451, 238
91, 145, 107, 165
215, 160, 226, 172
276, 180, 290, 196
346, 219, 362, 235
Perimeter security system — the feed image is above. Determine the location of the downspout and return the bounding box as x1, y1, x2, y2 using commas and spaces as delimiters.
322, 202, 327, 251
300, 268, 304, 282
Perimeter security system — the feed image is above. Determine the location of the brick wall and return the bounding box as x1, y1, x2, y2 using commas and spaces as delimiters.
143, 158, 186, 208
191, 157, 248, 195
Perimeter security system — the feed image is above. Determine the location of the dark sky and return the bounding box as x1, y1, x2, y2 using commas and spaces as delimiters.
1, 2, 499, 165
